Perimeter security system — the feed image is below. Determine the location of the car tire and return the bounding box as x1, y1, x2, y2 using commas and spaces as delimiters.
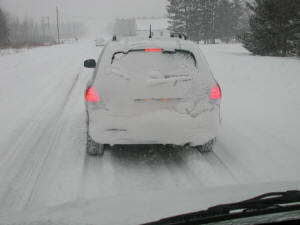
86, 133, 104, 156
197, 139, 216, 153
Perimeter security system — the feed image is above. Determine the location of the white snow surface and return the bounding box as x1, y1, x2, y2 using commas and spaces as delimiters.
2, 181, 300, 225
0, 40, 300, 224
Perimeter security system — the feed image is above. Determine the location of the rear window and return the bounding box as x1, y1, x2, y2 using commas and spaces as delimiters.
112, 50, 196, 67
106, 50, 197, 79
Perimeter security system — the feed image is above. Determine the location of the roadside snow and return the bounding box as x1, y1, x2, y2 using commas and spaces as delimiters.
0, 48, 26, 56
2, 181, 300, 225
0, 40, 100, 214
0, 41, 299, 224
200, 43, 300, 183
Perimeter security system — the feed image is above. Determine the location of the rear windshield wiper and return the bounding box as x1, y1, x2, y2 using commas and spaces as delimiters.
111, 49, 196, 66
143, 190, 300, 225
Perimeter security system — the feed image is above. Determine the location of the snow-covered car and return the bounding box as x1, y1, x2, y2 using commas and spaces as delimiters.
94, 38, 106, 46
83, 38, 222, 156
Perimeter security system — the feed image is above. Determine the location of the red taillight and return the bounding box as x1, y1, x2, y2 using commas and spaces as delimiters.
145, 48, 162, 52
85, 86, 100, 102
210, 84, 222, 100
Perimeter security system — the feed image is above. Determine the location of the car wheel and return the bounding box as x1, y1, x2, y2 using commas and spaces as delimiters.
197, 139, 216, 153
86, 133, 104, 156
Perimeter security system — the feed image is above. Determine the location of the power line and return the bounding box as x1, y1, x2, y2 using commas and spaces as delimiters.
60, 11, 112, 21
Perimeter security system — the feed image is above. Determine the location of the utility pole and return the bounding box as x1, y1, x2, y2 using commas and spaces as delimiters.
56, 6, 60, 43
47, 16, 50, 28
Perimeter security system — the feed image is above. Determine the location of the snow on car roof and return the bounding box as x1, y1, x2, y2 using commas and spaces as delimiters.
106, 37, 198, 54
98, 37, 212, 78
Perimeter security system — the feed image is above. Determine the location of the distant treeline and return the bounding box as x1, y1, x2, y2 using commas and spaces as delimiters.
240, 0, 300, 57
0, 8, 9, 46
0, 8, 86, 48
166, 0, 249, 43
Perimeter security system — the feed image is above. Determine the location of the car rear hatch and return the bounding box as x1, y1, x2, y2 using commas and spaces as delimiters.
94, 48, 211, 117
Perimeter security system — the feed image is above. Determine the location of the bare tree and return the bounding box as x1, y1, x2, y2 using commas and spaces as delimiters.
0, 8, 9, 46
5, 11, 86, 47
166, 0, 246, 44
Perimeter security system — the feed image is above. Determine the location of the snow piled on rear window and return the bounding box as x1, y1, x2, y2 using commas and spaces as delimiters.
96, 51, 215, 118
112, 51, 196, 67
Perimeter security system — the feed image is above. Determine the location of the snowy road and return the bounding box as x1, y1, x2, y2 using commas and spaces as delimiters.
0, 40, 300, 215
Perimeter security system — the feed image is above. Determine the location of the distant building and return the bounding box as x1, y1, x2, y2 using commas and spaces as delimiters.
135, 17, 170, 38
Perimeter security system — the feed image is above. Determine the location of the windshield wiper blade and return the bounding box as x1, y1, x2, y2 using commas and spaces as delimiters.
143, 190, 300, 225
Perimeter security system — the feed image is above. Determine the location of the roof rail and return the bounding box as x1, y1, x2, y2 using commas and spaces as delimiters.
170, 33, 188, 40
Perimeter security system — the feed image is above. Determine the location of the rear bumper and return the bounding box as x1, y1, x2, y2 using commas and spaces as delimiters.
88, 107, 220, 146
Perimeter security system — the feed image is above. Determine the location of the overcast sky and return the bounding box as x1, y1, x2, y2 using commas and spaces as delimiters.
0, 0, 167, 36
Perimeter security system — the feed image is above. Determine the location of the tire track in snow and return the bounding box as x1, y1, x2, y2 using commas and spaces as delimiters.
217, 114, 300, 183
24, 72, 81, 206
213, 122, 261, 184
0, 71, 82, 214
157, 146, 203, 189
24, 70, 91, 210
80, 146, 194, 198
80, 153, 119, 199
79, 144, 239, 198
200, 150, 239, 185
